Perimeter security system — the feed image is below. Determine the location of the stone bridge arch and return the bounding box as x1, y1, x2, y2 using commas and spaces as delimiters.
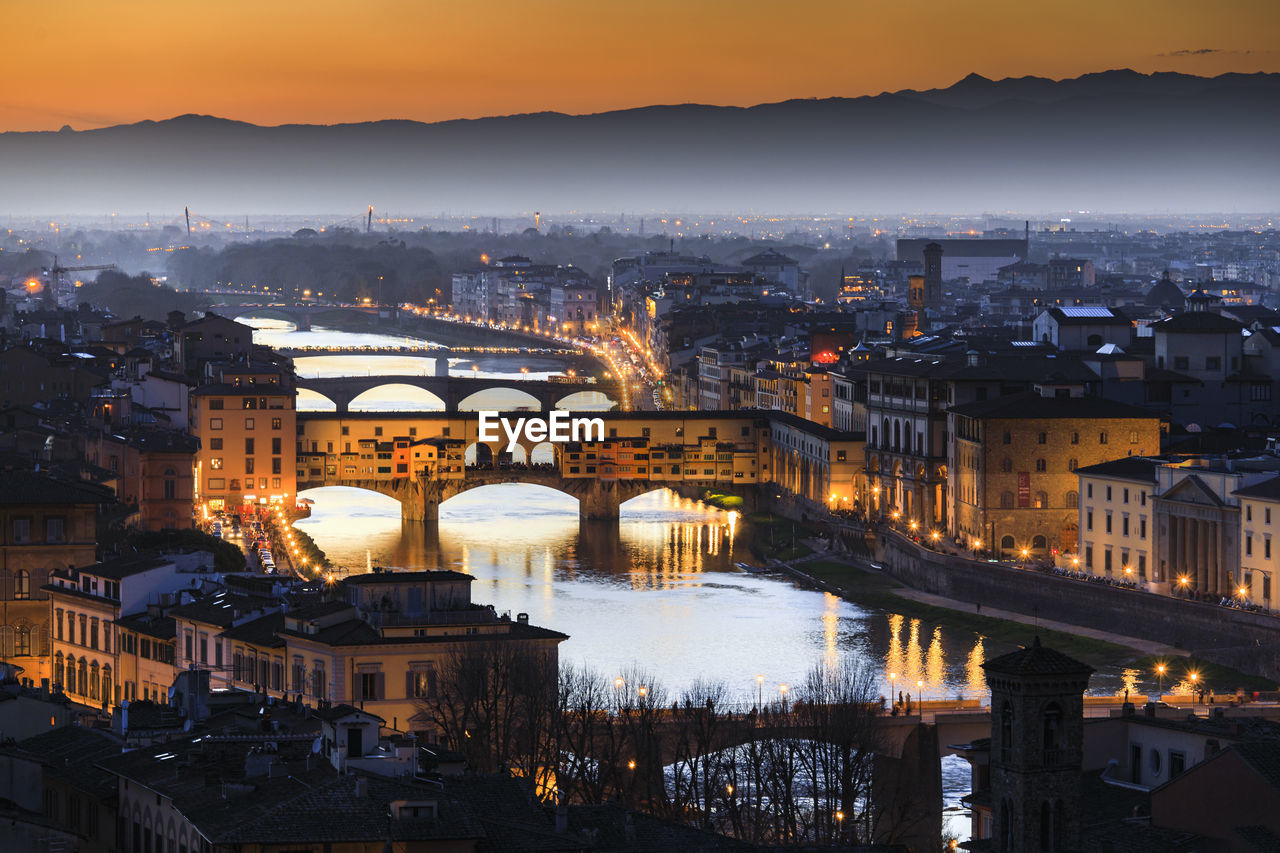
348, 383, 447, 412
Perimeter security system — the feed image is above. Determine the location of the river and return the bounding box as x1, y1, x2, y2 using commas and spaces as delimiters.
244, 315, 1145, 838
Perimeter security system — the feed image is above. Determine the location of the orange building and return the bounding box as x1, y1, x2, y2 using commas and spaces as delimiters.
84, 429, 198, 531
190, 363, 297, 513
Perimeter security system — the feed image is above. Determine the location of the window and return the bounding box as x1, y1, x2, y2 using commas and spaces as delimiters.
1140, 517, 1147, 538
12, 518, 30, 543
1035, 458, 1046, 472
1105, 513, 1112, 534
1035, 491, 1048, 509
245, 437, 255, 454
245, 458, 255, 474
1071, 431, 1079, 445
1106, 486, 1112, 501
245, 417, 255, 429
1086, 510, 1093, 531
1104, 549, 1113, 573
1001, 458, 1012, 472
1002, 431, 1012, 444
1099, 431, 1108, 444
408, 665, 438, 699
1001, 492, 1014, 509
272, 417, 282, 429
1066, 491, 1079, 509
1037, 432, 1047, 444
208, 398, 224, 410
14, 569, 30, 599
1122, 516, 1129, 536
1169, 751, 1186, 778
1130, 430, 1139, 445
358, 670, 384, 701
1247, 535, 1253, 557
1068, 458, 1078, 471
46, 517, 64, 542
1206, 356, 1221, 371
209, 438, 223, 451
1123, 488, 1129, 504
1268, 538, 1272, 560
210, 418, 223, 430
1085, 545, 1093, 568
210, 458, 224, 470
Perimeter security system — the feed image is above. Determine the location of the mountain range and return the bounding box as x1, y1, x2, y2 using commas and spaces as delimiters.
4, 69, 1278, 216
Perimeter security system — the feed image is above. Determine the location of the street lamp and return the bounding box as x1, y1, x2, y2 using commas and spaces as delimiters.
756, 674, 764, 707
1155, 663, 1167, 697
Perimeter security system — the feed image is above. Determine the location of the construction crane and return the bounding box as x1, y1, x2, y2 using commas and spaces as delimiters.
42, 255, 116, 302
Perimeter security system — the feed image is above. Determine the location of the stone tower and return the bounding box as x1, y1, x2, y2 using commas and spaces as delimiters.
922, 241, 943, 309
982, 637, 1093, 853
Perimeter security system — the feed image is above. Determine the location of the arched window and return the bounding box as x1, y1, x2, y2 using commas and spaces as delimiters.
1035, 491, 1048, 509
14, 626, 30, 656
164, 467, 177, 501
1036, 458, 1047, 472
1037, 432, 1047, 444
1068, 458, 1078, 472
1066, 490, 1079, 509
1087, 333, 1103, 347
54, 652, 64, 687
1001, 534, 1016, 550
1032, 534, 1048, 550
1000, 702, 1014, 762
89, 662, 100, 701
1043, 702, 1063, 765
14, 570, 30, 600
77, 658, 88, 697
892, 420, 901, 452
1001, 492, 1015, 509
102, 665, 113, 707
1001, 458, 1013, 473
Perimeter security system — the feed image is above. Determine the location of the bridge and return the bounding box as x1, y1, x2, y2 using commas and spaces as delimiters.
296, 374, 622, 413
293, 409, 865, 522
216, 301, 387, 331
277, 344, 586, 358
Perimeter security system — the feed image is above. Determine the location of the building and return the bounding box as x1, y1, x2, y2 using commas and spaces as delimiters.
84, 429, 198, 531
741, 248, 800, 292
191, 362, 297, 513
170, 570, 568, 741
172, 313, 254, 375
47, 552, 218, 710
949, 393, 1163, 558
1075, 457, 1159, 585
896, 237, 1028, 285
0, 343, 108, 408
965, 638, 1093, 852
1032, 306, 1133, 351
1, 469, 108, 683
1234, 474, 1280, 610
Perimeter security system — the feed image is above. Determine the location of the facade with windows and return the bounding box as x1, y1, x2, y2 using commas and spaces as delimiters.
46, 553, 215, 710
0, 471, 105, 682
1075, 457, 1159, 585
190, 362, 297, 511
171, 571, 565, 743
1234, 476, 1280, 610
949, 392, 1162, 559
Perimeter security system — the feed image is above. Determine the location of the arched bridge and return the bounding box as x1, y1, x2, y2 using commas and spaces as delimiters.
220, 302, 388, 331
296, 374, 621, 413
304, 469, 674, 522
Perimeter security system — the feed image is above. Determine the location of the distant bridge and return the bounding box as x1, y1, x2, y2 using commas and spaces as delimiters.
277, 344, 585, 358
218, 301, 387, 331
296, 374, 621, 413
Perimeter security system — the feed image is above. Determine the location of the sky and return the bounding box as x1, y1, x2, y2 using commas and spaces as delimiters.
3, 0, 1278, 132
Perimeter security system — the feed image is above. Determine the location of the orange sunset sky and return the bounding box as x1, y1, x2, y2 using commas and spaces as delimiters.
4, 0, 1278, 132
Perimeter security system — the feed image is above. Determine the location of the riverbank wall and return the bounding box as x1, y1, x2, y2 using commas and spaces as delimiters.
876, 530, 1280, 681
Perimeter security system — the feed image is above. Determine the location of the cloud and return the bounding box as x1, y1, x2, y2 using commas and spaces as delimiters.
1159, 47, 1253, 57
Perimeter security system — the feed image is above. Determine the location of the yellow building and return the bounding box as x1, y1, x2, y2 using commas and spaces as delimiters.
191, 363, 297, 513
171, 571, 566, 740
47, 553, 215, 710
949, 393, 1163, 559
1, 471, 106, 683
1234, 476, 1280, 610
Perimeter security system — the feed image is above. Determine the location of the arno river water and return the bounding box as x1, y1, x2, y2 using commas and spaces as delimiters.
246, 316, 1145, 832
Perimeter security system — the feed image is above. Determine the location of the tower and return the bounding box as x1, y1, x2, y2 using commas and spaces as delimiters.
907, 274, 925, 310
922, 242, 943, 309
983, 637, 1093, 853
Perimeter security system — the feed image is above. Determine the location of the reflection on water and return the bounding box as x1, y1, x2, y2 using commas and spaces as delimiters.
295, 484, 1014, 704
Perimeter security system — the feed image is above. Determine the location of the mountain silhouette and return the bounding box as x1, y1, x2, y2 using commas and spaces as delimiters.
3, 70, 1277, 215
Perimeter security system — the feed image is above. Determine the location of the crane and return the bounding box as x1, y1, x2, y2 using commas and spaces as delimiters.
42, 255, 116, 302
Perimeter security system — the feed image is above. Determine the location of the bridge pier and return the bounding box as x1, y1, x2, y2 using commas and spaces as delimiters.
871, 723, 943, 851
